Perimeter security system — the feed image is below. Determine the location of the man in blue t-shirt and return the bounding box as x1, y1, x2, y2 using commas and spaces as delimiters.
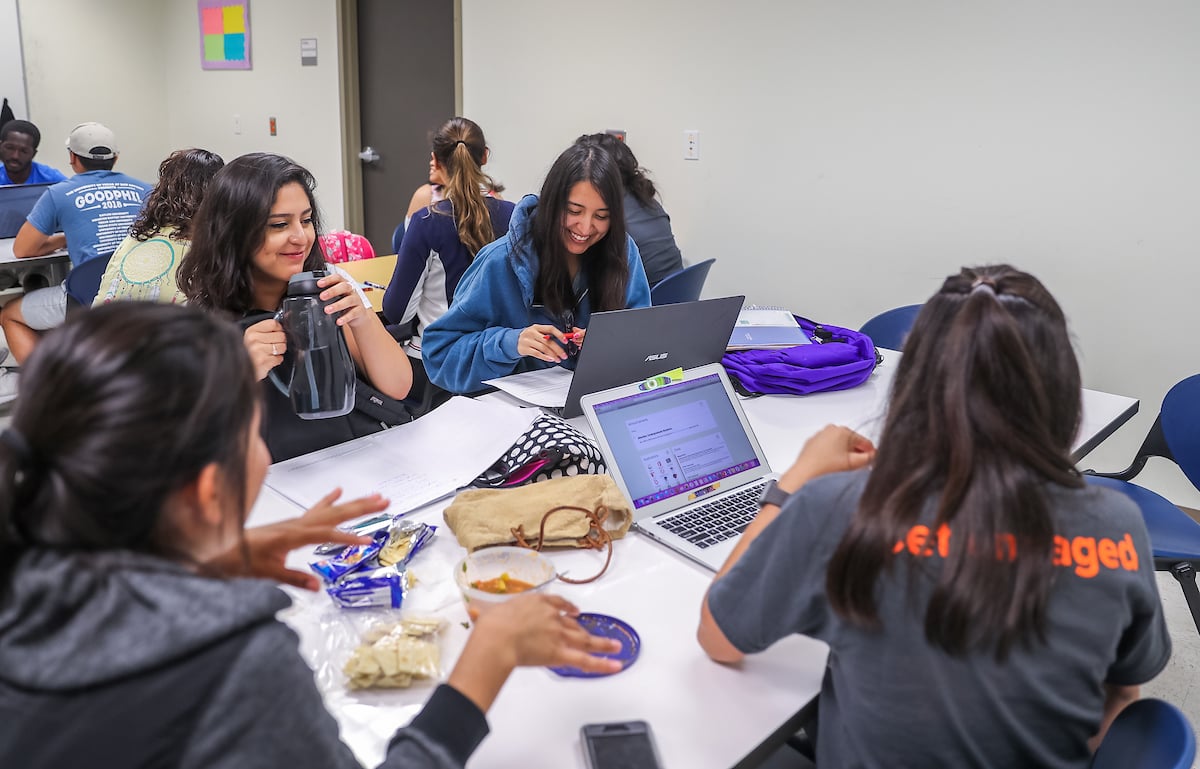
0, 122, 150, 370
0, 120, 68, 186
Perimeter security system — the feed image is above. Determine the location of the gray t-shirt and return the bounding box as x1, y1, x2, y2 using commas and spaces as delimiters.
708, 470, 1170, 769
623, 192, 682, 285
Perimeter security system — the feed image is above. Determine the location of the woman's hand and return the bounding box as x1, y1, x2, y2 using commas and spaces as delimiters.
318, 272, 372, 329
517, 324, 571, 363
208, 489, 388, 590
448, 593, 622, 712
243, 318, 287, 381
475, 594, 623, 672
777, 425, 876, 493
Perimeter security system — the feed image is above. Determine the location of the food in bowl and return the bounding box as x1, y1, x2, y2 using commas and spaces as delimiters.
454, 547, 556, 613
470, 573, 536, 594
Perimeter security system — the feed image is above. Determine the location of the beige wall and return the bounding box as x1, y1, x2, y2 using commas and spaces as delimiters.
462, 0, 1200, 508
18, 0, 346, 226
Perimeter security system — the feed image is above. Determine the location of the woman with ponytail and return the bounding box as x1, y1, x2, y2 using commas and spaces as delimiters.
383, 117, 514, 376
698, 265, 1170, 768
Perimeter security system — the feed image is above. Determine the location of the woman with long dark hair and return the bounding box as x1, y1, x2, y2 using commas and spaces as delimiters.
422, 140, 651, 394
698, 265, 1169, 767
94, 147, 225, 305
0, 303, 620, 766
383, 118, 515, 368
179, 152, 412, 460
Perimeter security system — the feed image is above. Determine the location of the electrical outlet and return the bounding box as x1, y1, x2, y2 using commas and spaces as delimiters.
683, 129, 700, 160
233, 114, 241, 135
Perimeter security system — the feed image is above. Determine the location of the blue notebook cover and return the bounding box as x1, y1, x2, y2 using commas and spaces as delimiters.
727, 310, 812, 349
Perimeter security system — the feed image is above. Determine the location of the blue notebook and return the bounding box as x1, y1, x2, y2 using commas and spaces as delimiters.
727, 309, 811, 349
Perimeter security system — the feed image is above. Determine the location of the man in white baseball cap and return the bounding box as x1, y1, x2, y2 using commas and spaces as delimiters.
64, 121, 120, 161
0, 122, 150, 380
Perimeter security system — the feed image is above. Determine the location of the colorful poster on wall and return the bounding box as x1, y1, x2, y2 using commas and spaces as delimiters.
198, 0, 251, 70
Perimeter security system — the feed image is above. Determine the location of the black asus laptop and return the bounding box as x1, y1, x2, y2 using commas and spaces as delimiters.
0, 183, 54, 239
559, 295, 744, 418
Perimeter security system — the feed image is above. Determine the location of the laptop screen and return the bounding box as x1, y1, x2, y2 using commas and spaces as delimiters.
591, 373, 762, 509
0, 183, 53, 239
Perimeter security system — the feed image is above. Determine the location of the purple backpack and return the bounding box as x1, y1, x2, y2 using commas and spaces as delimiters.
722, 316, 881, 396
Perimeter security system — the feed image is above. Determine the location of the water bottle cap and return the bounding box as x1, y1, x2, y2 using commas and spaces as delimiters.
286, 270, 327, 297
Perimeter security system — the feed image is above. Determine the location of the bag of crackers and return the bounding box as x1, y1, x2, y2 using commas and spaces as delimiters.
308, 515, 446, 691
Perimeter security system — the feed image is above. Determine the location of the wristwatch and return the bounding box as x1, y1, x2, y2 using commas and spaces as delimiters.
758, 479, 791, 509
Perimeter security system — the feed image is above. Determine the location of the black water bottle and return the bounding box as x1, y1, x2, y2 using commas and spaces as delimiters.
269, 271, 356, 419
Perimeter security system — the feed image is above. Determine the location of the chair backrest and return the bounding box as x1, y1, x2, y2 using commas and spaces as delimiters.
391, 221, 405, 255
1084, 475, 1200, 563
858, 304, 922, 351
1161, 374, 1200, 491
650, 258, 715, 306
64, 253, 114, 307
1090, 698, 1196, 769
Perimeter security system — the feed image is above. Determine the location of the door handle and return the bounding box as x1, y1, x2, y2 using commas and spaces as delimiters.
358, 146, 381, 164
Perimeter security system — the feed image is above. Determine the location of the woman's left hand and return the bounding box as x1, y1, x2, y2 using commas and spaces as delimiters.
208, 489, 389, 590
318, 272, 372, 329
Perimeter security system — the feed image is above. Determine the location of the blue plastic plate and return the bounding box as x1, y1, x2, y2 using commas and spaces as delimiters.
548, 613, 641, 678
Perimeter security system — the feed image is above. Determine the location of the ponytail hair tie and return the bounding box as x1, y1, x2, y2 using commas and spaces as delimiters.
970, 278, 997, 295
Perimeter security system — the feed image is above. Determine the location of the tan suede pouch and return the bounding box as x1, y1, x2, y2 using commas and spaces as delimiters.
444, 475, 632, 552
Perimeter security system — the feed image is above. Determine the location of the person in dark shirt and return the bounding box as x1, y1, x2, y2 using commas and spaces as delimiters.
699, 265, 1170, 768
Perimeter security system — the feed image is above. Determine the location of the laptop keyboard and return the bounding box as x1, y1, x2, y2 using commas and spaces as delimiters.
656, 481, 767, 549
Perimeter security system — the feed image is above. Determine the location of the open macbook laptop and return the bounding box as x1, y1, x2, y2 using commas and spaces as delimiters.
0, 182, 53, 239
580, 363, 775, 571
559, 295, 743, 418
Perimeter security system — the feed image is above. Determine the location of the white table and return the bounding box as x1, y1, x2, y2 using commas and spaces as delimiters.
249, 356, 1138, 769
0, 237, 71, 303
0, 237, 68, 265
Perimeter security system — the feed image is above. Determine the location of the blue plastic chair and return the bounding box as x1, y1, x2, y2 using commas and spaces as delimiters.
1089, 698, 1196, 769
858, 304, 922, 351
64, 253, 113, 307
650, 258, 715, 305
1085, 374, 1200, 636
391, 221, 405, 255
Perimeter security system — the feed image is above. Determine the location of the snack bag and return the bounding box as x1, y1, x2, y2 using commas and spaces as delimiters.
343, 616, 444, 690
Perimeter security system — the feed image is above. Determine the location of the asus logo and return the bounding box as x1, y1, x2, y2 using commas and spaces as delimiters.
644, 352, 668, 362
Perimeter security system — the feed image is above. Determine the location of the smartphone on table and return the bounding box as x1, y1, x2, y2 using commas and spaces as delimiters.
581, 720, 663, 769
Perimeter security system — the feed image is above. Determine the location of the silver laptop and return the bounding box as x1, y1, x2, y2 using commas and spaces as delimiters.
580, 363, 774, 571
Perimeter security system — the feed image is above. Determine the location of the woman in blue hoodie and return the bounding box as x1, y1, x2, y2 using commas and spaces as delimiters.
422, 139, 651, 394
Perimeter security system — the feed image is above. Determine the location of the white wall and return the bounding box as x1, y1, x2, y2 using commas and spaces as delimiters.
17, 0, 346, 227
1, 0, 28, 119
19, 0, 169, 183
463, 0, 1200, 507
159, 0, 346, 227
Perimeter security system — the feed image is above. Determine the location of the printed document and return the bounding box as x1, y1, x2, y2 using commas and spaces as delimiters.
482, 367, 574, 408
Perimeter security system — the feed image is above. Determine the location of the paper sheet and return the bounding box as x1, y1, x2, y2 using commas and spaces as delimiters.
264, 396, 539, 511
482, 367, 574, 408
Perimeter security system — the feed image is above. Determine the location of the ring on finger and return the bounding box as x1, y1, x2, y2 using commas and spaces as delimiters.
271, 344, 279, 356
